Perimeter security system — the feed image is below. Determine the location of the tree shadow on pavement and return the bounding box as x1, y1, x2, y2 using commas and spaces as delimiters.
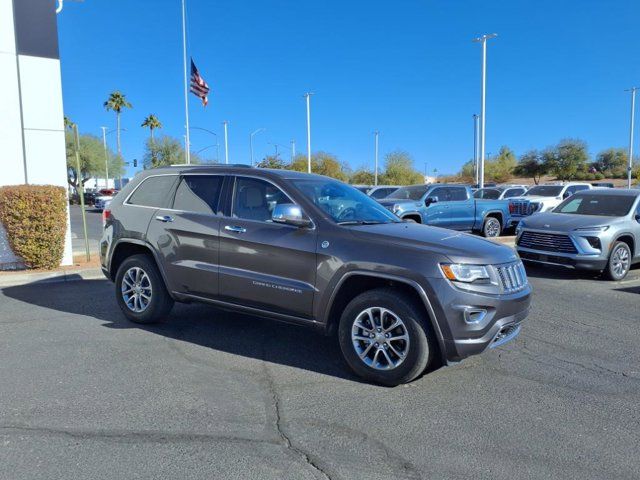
1, 278, 361, 383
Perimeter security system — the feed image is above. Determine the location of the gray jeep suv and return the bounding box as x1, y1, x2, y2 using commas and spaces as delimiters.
100, 165, 531, 385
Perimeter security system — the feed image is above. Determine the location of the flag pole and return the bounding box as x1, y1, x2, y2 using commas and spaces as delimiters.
181, 0, 191, 165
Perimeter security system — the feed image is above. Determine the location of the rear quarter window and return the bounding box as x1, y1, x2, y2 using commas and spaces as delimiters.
127, 175, 178, 208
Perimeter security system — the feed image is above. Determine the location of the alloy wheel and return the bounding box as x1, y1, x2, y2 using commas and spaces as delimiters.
485, 218, 500, 237
121, 267, 153, 313
351, 307, 410, 370
612, 246, 630, 278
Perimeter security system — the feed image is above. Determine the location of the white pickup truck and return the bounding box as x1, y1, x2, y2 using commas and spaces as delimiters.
508, 182, 592, 225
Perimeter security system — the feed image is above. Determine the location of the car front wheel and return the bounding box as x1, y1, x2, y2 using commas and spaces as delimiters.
338, 288, 435, 386
115, 254, 174, 323
604, 241, 631, 281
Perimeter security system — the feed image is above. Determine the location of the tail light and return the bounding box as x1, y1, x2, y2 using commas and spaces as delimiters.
102, 208, 111, 226
509, 202, 516, 214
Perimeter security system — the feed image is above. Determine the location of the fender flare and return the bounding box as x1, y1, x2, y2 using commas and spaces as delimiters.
322, 270, 447, 361
109, 238, 172, 292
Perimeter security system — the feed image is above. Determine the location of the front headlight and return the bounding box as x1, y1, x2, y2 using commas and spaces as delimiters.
440, 264, 490, 283
392, 204, 401, 213
515, 221, 525, 236
574, 225, 610, 232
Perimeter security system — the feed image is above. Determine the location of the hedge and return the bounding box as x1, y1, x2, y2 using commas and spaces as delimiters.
0, 185, 67, 269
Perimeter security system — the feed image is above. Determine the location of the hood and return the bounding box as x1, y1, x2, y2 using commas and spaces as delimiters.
521, 212, 615, 231
348, 222, 518, 265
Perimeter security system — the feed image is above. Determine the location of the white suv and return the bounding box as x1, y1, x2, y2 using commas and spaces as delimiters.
508, 182, 592, 223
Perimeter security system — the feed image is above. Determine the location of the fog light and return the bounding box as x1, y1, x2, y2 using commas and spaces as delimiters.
463, 308, 488, 324
585, 236, 601, 250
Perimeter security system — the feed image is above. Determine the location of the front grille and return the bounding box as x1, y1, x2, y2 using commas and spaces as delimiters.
495, 262, 528, 293
517, 231, 577, 253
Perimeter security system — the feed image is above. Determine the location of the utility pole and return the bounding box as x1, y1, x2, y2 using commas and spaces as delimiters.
73, 124, 90, 262
626, 87, 637, 188
473, 33, 497, 189
100, 126, 109, 188
249, 127, 265, 166
291, 139, 296, 162
304, 93, 313, 173
373, 130, 379, 186
223, 121, 229, 164
473, 114, 479, 184
181, 0, 191, 164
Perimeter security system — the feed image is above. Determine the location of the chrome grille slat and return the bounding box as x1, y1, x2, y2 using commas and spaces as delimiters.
495, 261, 528, 293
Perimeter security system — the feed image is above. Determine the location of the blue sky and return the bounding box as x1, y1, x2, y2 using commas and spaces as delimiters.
58, 0, 640, 178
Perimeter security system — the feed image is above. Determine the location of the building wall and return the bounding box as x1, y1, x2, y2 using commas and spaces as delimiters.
0, 0, 72, 267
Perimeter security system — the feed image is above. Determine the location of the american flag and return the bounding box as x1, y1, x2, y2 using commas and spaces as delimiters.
190, 58, 210, 106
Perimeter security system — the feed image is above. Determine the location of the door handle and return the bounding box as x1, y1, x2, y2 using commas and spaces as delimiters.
155, 215, 174, 223
225, 225, 247, 234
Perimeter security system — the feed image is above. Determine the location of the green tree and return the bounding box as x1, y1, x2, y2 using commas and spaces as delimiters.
458, 160, 475, 182
257, 154, 286, 169
379, 150, 424, 185
289, 152, 349, 181
485, 146, 517, 183
514, 150, 548, 185
141, 114, 162, 141
143, 135, 202, 169
64, 115, 74, 130
543, 139, 589, 181
65, 132, 123, 190
593, 148, 627, 178
103, 91, 132, 156
350, 168, 375, 185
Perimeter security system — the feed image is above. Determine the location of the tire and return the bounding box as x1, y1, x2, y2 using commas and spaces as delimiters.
338, 288, 435, 386
115, 254, 174, 324
482, 216, 501, 238
604, 241, 632, 281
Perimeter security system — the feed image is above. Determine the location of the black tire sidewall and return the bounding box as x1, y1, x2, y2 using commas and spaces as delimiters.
338, 289, 433, 386
115, 254, 173, 324
606, 242, 631, 281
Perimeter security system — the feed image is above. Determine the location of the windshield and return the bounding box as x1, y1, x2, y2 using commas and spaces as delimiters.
474, 188, 501, 199
387, 185, 428, 200
293, 179, 400, 224
525, 186, 563, 197
556, 194, 636, 217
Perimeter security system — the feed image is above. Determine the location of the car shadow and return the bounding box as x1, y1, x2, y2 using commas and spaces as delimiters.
2, 278, 366, 383
523, 261, 640, 281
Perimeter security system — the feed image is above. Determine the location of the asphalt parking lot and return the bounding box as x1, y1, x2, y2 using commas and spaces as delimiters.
70, 205, 103, 254
1, 265, 639, 479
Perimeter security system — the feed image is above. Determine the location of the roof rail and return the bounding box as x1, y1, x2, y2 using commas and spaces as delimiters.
167, 163, 253, 168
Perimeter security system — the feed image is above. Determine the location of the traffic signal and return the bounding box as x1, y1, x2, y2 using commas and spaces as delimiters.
133, 159, 138, 168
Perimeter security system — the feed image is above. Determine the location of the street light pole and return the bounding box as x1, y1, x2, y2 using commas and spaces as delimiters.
223, 121, 229, 164
291, 139, 296, 162
626, 87, 637, 188
100, 126, 110, 188
473, 33, 497, 189
472, 114, 479, 184
304, 93, 313, 173
181, 0, 191, 165
250, 128, 265, 166
373, 130, 379, 186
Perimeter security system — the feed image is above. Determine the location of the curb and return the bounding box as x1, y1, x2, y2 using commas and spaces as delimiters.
0, 268, 105, 289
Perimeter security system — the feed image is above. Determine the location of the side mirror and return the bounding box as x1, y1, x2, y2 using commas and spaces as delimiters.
635, 214, 640, 223
563, 192, 571, 199
272, 203, 312, 228
425, 196, 439, 206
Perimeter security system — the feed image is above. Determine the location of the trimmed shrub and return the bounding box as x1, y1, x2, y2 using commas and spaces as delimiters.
0, 185, 67, 269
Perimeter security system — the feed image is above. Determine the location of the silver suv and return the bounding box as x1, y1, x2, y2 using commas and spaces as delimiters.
516, 189, 640, 280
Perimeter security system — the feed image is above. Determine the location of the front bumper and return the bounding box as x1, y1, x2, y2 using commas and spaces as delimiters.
427, 278, 532, 363
517, 247, 607, 270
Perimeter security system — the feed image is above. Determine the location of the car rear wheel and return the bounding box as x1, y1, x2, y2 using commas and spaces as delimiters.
482, 216, 501, 238
115, 254, 174, 323
338, 288, 435, 386
604, 241, 631, 281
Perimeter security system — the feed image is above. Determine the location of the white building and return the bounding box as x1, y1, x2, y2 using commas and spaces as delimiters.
0, 0, 72, 267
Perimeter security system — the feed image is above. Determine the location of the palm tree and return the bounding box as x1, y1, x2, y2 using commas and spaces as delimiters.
63, 116, 74, 130
103, 91, 132, 156
141, 114, 162, 141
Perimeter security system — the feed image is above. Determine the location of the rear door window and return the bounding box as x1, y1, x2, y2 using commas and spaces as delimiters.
127, 175, 178, 208
448, 187, 469, 201
173, 175, 224, 215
